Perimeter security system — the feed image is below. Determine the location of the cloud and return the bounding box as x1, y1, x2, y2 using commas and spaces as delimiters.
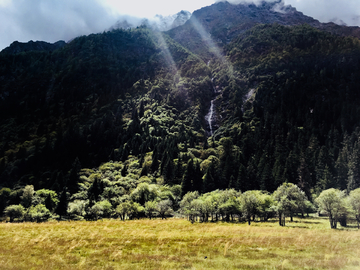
1, 0, 360, 51
218, 0, 360, 27
283, 0, 360, 26
0, 0, 118, 50
215, 0, 279, 6
102, 0, 211, 18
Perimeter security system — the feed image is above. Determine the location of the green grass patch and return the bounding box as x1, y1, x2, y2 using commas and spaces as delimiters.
0, 217, 359, 269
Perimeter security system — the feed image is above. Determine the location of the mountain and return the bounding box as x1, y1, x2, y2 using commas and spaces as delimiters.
109, 10, 192, 32
154, 10, 192, 31
168, 1, 360, 59
0, 26, 211, 191
1, 0, 360, 208
1, 40, 66, 54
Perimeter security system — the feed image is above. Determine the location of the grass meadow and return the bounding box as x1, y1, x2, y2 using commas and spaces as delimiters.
0, 217, 360, 269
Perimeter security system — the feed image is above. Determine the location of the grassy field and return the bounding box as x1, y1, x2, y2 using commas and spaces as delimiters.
0, 217, 360, 269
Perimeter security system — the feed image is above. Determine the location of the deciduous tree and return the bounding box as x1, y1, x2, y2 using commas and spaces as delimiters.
315, 188, 348, 229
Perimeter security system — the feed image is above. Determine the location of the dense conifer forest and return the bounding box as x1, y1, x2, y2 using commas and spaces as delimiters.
1, 1, 360, 225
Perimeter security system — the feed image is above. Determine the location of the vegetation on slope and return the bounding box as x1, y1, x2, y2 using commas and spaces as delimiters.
0, 26, 212, 191
216, 24, 360, 195
1, 18, 360, 224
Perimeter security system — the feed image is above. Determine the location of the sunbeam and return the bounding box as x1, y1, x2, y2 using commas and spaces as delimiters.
189, 16, 225, 62
152, 30, 179, 75
189, 15, 235, 77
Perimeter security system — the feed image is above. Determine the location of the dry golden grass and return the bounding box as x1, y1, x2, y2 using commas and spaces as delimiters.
0, 217, 360, 269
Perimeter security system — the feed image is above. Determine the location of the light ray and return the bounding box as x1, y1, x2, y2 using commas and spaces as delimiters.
189, 16, 224, 61
189, 15, 235, 75
154, 31, 179, 75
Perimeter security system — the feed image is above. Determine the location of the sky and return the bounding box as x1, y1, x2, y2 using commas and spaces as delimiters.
0, 0, 359, 51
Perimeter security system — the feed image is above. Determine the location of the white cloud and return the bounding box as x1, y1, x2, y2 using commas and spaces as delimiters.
102, 0, 213, 17
220, 0, 360, 26
283, 0, 360, 26
0, 0, 118, 50
0, 0, 360, 51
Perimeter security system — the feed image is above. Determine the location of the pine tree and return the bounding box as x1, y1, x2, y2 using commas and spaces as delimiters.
228, 175, 236, 189
88, 178, 102, 202
174, 153, 183, 184
138, 100, 145, 118
202, 161, 216, 193
45, 193, 55, 212
67, 157, 81, 194
163, 156, 175, 185
181, 159, 194, 197
297, 155, 312, 199
347, 141, 360, 192
121, 164, 128, 177
151, 147, 159, 173
237, 163, 248, 192
55, 188, 68, 219
192, 160, 203, 192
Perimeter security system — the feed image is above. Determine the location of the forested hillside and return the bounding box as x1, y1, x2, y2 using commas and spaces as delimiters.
0, 26, 212, 190
1, 1, 360, 221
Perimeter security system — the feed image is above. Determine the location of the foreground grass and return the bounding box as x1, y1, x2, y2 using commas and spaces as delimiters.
0, 217, 360, 269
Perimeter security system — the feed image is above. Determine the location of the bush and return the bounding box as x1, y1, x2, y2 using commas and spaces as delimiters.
4, 204, 25, 222
26, 204, 52, 222
68, 200, 87, 219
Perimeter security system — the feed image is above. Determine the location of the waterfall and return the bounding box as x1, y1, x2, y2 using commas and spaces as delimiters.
205, 74, 219, 136
242, 88, 255, 112
205, 99, 215, 136
205, 62, 218, 136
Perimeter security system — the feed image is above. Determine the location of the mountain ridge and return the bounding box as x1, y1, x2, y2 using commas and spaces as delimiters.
1, 40, 66, 55
168, 0, 360, 59
0, 1, 360, 202
109, 10, 192, 32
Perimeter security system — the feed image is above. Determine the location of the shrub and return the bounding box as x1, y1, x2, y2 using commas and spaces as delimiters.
26, 204, 52, 222
4, 204, 25, 222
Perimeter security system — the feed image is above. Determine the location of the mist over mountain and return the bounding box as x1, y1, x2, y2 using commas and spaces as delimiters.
1, 0, 360, 213
109, 10, 192, 32
168, 0, 360, 59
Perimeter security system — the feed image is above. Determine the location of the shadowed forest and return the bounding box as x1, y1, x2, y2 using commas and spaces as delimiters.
1, 2, 360, 229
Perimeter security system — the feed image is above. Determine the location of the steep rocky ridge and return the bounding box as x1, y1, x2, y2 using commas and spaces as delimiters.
167, 1, 360, 59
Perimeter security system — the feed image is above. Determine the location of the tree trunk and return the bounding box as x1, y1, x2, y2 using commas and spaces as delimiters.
282, 215, 286, 226
329, 214, 336, 229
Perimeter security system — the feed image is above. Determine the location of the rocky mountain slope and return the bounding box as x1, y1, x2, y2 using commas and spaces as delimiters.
168, 1, 360, 59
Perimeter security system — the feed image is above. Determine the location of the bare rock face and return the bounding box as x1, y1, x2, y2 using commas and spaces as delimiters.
170, 10, 192, 30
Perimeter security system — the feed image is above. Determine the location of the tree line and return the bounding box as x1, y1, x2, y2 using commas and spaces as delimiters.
2, 181, 360, 229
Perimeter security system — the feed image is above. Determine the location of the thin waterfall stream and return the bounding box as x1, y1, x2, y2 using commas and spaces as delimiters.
205, 99, 215, 136
205, 76, 218, 136
205, 61, 219, 136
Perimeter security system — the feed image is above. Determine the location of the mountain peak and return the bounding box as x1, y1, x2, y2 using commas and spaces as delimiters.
1, 40, 66, 54
168, 0, 360, 59
109, 10, 192, 32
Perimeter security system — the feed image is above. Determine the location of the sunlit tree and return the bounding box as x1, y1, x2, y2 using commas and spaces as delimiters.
315, 188, 349, 229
